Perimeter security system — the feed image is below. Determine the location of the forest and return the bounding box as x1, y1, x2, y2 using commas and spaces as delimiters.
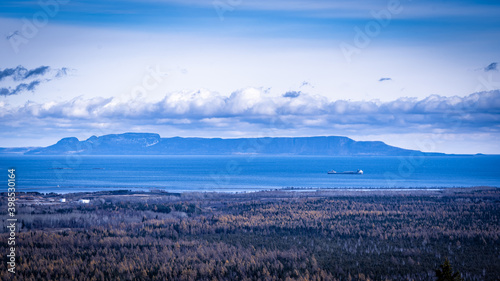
1, 187, 499, 280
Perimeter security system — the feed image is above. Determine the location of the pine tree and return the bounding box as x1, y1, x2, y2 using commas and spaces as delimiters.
435, 258, 463, 281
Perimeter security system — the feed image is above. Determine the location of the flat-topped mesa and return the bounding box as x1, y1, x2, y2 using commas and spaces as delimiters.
20, 133, 443, 156
55, 137, 80, 145
94, 133, 161, 146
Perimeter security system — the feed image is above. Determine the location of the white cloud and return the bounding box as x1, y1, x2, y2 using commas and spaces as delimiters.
0, 65, 70, 96
2, 88, 499, 137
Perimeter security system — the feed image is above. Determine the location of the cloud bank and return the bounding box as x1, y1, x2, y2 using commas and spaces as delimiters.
0, 65, 68, 96
1, 88, 499, 138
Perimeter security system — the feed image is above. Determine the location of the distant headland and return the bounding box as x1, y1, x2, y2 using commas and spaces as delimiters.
0, 133, 447, 156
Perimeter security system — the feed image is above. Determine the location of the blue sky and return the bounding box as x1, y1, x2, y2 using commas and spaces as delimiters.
0, 0, 499, 153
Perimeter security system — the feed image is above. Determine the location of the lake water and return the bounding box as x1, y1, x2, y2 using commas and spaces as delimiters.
1, 155, 499, 193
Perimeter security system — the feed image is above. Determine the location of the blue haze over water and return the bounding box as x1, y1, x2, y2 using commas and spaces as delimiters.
1, 155, 499, 193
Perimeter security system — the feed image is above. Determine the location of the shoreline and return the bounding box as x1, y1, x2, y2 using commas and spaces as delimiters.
11, 185, 499, 193
7, 186, 499, 206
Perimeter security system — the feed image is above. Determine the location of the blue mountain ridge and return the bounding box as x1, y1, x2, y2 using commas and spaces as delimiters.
7, 133, 444, 156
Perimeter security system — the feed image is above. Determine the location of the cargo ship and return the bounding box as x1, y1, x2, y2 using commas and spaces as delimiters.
327, 169, 363, 174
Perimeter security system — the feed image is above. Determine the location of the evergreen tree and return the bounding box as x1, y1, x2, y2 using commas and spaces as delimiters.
435, 258, 463, 281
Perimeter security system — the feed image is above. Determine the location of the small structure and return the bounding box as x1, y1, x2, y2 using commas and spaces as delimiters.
60, 198, 66, 203
78, 199, 91, 204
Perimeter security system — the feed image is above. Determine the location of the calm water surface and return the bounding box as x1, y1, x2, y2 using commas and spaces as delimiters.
1, 155, 499, 193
